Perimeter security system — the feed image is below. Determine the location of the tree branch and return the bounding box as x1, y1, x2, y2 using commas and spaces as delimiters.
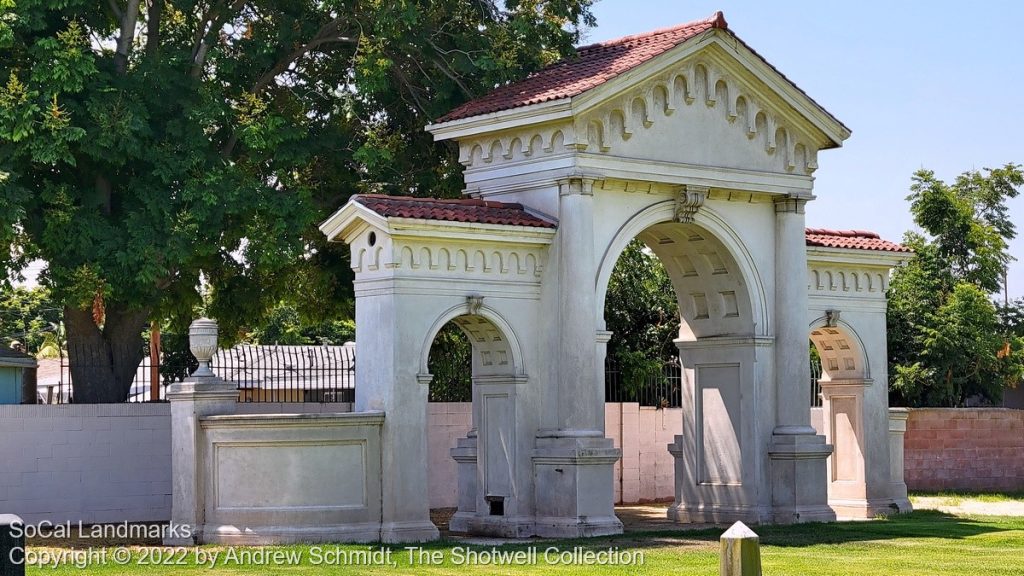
145, 0, 163, 58
107, 0, 123, 20
220, 19, 356, 159
250, 34, 356, 94
190, 0, 246, 79
114, 0, 141, 75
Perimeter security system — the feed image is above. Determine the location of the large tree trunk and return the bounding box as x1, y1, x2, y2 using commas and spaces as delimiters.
64, 305, 151, 403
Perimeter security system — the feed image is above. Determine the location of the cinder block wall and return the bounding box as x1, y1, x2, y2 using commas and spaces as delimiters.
0, 403, 173, 525
426, 403, 473, 509
425, 403, 681, 508
605, 403, 680, 504
903, 408, 1024, 492
3, 401, 693, 522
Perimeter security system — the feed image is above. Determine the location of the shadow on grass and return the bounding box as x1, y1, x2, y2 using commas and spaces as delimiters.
412, 510, 1023, 554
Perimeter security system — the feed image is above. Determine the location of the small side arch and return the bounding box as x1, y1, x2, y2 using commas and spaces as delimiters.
808, 316, 870, 381
418, 303, 526, 378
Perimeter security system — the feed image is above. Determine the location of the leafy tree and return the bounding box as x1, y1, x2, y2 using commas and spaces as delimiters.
997, 298, 1024, 339
888, 165, 1024, 406
0, 285, 62, 354
245, 300, 354, 345
603, 239, 680, 397
0, 0, 595, 401
427, 323, 472, 402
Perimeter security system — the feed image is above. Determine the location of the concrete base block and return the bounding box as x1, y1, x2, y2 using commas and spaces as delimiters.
533, 515, 624, 538
448, 512, 472, 534
380, 521, 440, 544
531, 433, 623, 538
452, 515, 536, 538
667, 503, 768, 525
830, 497, 912, 519
202, 522, 382, 545
769, 432, 836, 524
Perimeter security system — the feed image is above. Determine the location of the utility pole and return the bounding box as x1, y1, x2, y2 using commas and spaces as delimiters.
150, 321, 161, 402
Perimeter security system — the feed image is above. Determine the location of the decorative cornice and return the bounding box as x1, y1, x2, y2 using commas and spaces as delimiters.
558, 177, 596, 197
773, 195, 806, 214
450, 56, 826, 177
808, 264, 890, 295
429, 33, 848, 153
674, 184, 708, 223
572, 57, 823, 175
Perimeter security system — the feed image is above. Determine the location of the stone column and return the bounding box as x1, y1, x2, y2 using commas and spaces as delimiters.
772, 196, 815, 435
448, 431, 478, 532
558, 177, 602, 433
532, 177, 622, 538
165, 318, 238, 545
768, 197, 834, 523
887, 409, 912, 512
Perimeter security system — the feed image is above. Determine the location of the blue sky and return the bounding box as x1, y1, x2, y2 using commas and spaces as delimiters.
586, 1, 1024, 298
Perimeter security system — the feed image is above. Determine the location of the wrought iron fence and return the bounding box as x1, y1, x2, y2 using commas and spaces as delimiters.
44, 337, 821, 407
51, 339, 355, 404
604, 357, 683, 408
810, 354, 823, 408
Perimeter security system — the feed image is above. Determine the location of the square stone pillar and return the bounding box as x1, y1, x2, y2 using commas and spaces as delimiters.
819, 379, 869, 516
165, 378, 238, 545
165, 318, 238, 545
355, 293, 439, 543
531, 177, 622, 537
532, 432, 622, 537
668, 337, 773, 525
770, 197, 833, 523
887, 409, 912, 512
448, 432, 478, 532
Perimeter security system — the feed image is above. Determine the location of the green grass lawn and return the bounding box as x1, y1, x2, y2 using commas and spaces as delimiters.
22, 511, 1024, 575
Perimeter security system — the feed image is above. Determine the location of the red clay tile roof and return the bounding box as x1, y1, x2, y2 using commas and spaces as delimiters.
437, 12, 728, 123
805, 228, 910, 253
354, 195, 556, 229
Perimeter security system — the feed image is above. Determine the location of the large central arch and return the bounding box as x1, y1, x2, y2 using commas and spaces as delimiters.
594, 198, 776, 524
595, 201, 769, 337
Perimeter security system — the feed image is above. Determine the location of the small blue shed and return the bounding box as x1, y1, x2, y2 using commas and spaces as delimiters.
0, 347, 37, 404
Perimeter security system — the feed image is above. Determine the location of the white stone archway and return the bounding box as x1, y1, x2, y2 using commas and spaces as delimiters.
807, 240, 913, 517
318, 11, 911, 541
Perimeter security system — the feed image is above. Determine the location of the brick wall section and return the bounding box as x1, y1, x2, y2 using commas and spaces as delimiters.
903, 408, 1024, 492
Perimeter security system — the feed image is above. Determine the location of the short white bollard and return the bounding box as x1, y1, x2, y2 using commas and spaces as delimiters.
1, 514, 25, 576
720, 521, 761, 576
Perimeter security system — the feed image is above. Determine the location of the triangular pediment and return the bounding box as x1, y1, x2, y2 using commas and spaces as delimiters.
429, 16, 849, 183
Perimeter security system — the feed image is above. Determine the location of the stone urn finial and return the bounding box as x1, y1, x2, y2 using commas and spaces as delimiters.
189, 317, 219, 378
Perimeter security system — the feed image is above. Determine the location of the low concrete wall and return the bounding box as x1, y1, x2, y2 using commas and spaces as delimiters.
3, 400, 706, 523
903, 408, 1024, 492
0, 402, 353, 525
198, 412, 383, 544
